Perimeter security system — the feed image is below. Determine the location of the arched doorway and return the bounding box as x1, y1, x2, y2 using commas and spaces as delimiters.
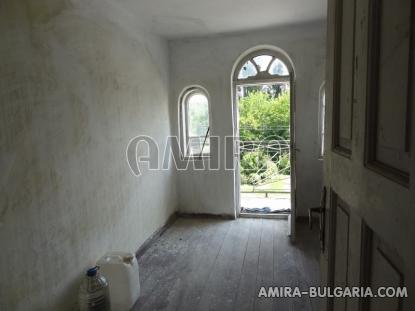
231, 47, 296, 235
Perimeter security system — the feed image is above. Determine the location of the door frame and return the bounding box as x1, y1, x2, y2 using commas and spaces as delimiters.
230, 45, 297, 237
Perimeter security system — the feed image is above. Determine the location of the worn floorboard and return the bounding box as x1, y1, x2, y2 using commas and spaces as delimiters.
254, 219, 274, 311
133, 217, 320, 311
233, 219, 262, 311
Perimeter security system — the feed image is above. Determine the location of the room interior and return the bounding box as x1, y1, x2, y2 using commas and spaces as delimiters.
1, 0, 414, 310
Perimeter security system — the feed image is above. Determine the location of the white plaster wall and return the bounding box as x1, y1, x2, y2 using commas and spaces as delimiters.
0, 1, 177, 309
169, 21, 326, 217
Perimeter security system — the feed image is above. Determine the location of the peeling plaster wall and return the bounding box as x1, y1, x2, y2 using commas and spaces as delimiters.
0, 1, 177, 309
169, 21, 326, 217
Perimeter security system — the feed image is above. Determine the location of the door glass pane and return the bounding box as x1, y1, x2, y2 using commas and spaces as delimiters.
238, 60, 257, 79
253, 55, 273, 72
268, 58, 289, 76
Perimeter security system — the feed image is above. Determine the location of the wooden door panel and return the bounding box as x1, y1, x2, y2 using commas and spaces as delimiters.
332, 0, 356, 155
360, 223, 405, 311
328, 192, 350, 311
365, 0, 413, 186
324, 0, 414, 310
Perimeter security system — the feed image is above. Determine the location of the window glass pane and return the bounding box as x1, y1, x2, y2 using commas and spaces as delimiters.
238, 60, 257, 79
187, 93, 209, 136
268, 58, 289, 76
186, 92, 210, 156
320, 90, 326, 157
188, 136, 210, 156
253, 55, 273, 72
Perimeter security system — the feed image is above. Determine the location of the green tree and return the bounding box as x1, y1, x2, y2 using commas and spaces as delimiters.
239, 90, 290, 141
240, 150, 279, 185
238, 90, 291, 184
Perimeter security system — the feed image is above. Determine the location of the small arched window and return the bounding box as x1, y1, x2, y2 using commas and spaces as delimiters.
180, 87, 211, 158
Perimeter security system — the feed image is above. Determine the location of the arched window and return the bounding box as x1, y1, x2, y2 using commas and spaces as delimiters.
232, 47, 295, 219
233, 49, 293, 144
235, 50, 291, 84
180, 87, 211, 158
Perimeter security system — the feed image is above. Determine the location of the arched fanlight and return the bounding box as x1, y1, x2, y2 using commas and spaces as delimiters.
236, 52, 290, 83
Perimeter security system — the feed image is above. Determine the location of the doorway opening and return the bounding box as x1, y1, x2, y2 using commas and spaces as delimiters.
232, 48, 295, 218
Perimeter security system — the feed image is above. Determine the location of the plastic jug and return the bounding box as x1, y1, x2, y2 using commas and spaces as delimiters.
97, 252, 140, 311
78, 266, 111, 311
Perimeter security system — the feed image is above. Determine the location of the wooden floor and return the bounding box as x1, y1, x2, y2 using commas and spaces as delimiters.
133, 217, 320, 311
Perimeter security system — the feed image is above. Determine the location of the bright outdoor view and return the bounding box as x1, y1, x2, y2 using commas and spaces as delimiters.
238, 82, 291, 214
184, 91, 210, 157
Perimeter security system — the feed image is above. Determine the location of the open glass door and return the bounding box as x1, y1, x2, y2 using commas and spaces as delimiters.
232, 50, 296, 237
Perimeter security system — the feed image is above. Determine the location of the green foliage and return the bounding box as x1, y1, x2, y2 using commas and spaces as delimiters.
240, 150, 278, 185
239, 90, 290, 141
239, 89, 291, 185
276, 152, 290, 175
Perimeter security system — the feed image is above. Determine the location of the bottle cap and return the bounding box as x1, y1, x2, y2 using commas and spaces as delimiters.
86, 266, 99, 277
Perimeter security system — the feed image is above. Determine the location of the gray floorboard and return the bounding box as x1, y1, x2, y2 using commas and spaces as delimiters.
133, 217, 320, 311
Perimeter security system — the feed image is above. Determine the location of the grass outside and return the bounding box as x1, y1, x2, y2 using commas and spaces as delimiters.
240, 175, 290, 192
241, 192, 290, 199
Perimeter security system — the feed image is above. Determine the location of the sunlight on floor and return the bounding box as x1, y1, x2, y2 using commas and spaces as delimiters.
240, 196, 291, 213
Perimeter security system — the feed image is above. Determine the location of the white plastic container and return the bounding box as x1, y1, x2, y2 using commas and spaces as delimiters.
97, 252, 140, 311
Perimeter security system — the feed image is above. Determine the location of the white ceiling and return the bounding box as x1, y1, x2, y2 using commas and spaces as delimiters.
122, 0, 327, 39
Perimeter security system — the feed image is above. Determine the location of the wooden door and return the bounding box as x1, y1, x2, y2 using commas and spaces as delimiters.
322, 0, 415, 310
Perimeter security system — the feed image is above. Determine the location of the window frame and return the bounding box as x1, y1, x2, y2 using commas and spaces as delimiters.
179, 86, 212, 159
318, 81, 326, 159
233, 49, 292, 85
